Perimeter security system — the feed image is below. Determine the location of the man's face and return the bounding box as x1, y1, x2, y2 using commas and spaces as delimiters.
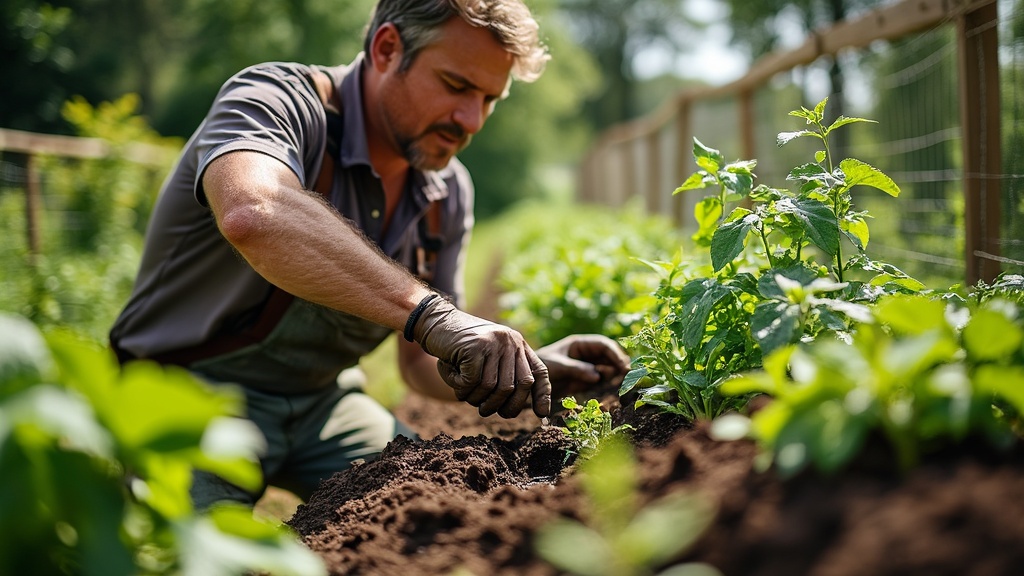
376, 18, 514, 171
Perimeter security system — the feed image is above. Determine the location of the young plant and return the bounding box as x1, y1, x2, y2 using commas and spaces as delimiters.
561, 396, 634, 462
623, 97, 921, 421
535, 437, 721, 576
716, 294, 1024, 476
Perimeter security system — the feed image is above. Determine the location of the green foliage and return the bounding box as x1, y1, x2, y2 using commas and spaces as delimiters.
535, 437, 720, 576
498, 201, 681, 347
0, 95, 179, 341
560, 397, 633, 461
718, 294, 1024, 476
624, 97, 920, 421
0, 313, 325, 575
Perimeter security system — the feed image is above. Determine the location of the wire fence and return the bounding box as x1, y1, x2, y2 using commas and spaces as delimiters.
578, 0, 1021, 288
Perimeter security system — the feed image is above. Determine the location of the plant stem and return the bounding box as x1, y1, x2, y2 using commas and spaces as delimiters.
819, 123, 844, 282
759, 226, 776, 268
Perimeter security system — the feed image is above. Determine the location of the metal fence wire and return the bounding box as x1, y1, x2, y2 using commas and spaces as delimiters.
579, 0, 1021, 288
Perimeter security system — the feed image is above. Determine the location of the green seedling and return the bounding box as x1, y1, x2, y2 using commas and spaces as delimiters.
535, 437, 721, 576
561, 396, 634, 462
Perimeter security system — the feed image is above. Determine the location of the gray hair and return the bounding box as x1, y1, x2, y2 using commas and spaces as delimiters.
363, 0, 549, 82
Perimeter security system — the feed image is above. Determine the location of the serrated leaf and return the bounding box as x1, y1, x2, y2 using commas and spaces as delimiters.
777, 130, 818, 147
826, 115, 877, 135
839, 158, 900, 197
751, 301, 803, 355
681, 282, 734, 350
775, 197, 840, 256
711, 213, 757, 271
787, 162, 829, 182
725, 159, 757, 174
813, 97, 828, 119
674, 172, 707, 194
693, 137, 724, 167
841, 216, 870, 250
718, 170, 754, 197
691, 196, 723, 246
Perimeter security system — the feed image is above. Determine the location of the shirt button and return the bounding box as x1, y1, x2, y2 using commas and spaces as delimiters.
371, 209, 381, 219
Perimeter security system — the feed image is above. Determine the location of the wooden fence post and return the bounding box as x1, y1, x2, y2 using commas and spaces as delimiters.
958, 0, 1002, 284
24, 153, 41, 263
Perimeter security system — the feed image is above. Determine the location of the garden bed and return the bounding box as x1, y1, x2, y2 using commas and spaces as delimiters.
287, 383, 1024, 576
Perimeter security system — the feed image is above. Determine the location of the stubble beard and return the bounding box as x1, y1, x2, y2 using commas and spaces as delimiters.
400, 124, 471, 172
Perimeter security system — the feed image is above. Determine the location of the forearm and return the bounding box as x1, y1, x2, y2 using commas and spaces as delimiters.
204, 151, 431, 330
398, 338, 458, 401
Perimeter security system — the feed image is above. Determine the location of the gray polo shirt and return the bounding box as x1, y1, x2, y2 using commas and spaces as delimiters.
110, 55, 474, 360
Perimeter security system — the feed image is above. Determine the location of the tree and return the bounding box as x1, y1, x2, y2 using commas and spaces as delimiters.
553, 0, 701, 129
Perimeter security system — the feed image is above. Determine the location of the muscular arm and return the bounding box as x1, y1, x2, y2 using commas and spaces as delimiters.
202, 150, 431, 330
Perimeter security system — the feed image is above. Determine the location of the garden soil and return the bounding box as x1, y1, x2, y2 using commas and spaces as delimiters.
287, 382, 1024, 576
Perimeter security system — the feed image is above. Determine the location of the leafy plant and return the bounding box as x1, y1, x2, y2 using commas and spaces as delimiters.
716, 294, 1024, 476
535, 437, 720, 576
622, 97, 921, 421
498, 201, 680, 347
560, 396, 633, 461
0, 313, 325, 576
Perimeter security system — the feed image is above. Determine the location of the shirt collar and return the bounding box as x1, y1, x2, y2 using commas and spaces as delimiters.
337, 53, 450, 204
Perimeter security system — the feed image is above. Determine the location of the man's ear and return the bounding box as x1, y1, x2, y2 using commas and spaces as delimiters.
369, 23, 403, 72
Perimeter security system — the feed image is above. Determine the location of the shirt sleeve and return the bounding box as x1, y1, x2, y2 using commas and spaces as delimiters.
192, 63, 326, 206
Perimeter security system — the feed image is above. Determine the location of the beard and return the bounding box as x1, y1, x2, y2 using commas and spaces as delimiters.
398, 122, 472, 172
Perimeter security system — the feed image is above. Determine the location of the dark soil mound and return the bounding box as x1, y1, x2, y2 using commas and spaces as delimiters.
288, 386, 1024, 576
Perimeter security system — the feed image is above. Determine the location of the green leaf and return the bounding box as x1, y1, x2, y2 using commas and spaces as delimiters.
826, 115, 877, 135
681, 282, 734, 351
691, 197, 724, 246
725, 159, 757, 174
0, 314, 54, 399
839, 158, 900, 197
618, 492, 715, 567
710, 211, 757, 271
776, 197, 840, 256
873, 295, 947, 335
962, 308, 1023, 361
620, 367, 648, 395
815, 150, 826, 163
176, 509, 327, 576
674, 172, 707, 194
718, 170, 754, 197
975, 365, 1024, 416
777, 130, 818, 147
751, 302, 802, 355
812, 97, 828, 120
535, 519, 611, 576
693, 138, 724, 173
787, 163, 829, 183
841, 216, 870, 250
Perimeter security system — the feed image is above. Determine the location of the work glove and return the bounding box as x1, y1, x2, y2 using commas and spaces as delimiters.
408, 295, 551, 418
535, 334, 631, 402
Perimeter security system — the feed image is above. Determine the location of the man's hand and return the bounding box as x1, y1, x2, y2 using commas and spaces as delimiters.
410, 296, 551, 418
535, 334, 631, 400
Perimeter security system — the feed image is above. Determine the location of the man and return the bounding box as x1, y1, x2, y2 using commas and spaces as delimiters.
110, 0, 630, 509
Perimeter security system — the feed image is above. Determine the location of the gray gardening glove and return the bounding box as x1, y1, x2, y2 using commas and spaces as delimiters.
536, 334, 632, 402
409, 295, 551, 418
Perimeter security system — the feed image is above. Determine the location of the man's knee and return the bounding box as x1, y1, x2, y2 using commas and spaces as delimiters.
190, 469, 262, 512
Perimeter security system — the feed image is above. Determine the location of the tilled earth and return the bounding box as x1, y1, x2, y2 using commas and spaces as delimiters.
288, 386, 1024, 576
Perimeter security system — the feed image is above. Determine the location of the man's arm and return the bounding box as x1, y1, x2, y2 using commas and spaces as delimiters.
202, 149, 551, 417
203, 150, 430, 330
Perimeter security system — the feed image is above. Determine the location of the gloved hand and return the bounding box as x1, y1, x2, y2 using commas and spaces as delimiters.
535, 334, 631, 401
409, 295, 551, 418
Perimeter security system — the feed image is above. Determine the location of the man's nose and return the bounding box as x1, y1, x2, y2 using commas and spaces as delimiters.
452, 96, 489, 135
